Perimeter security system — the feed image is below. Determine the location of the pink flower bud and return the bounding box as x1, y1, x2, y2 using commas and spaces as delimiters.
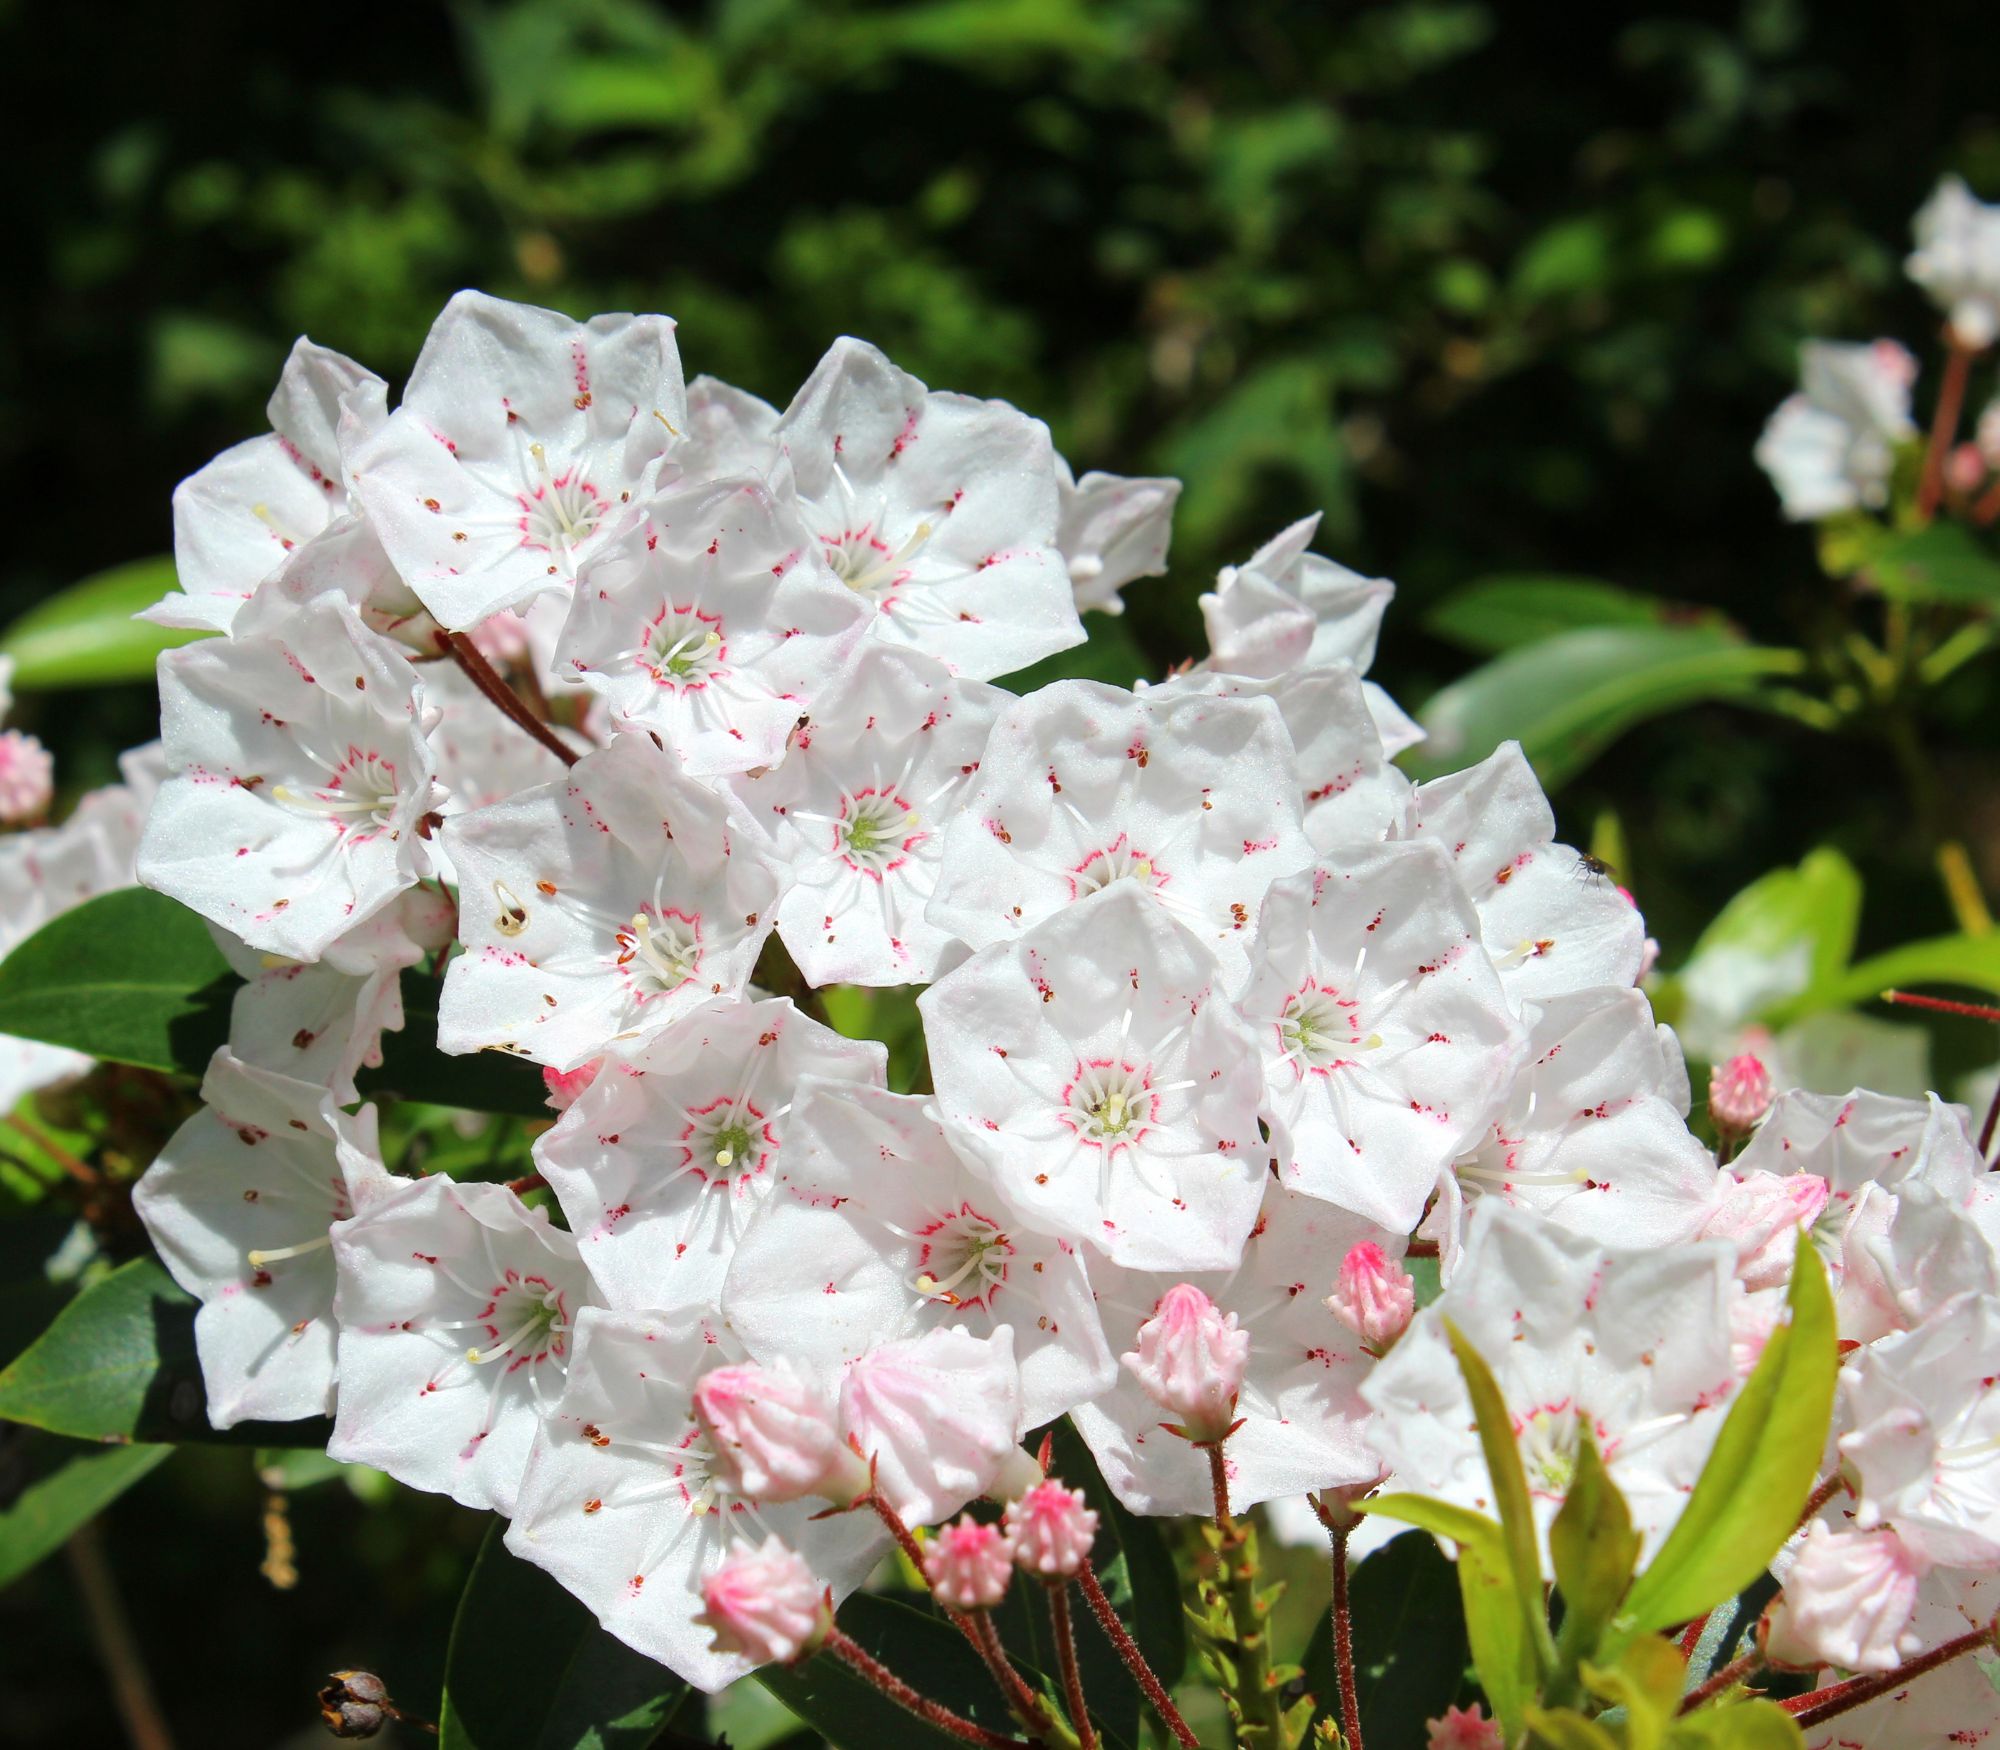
1709, 1052, 1774, 1135
1948, 441, 1988, 495
1699, 1169, 1830, 1292
696, 1536, 832, 1668
0, 730, 53, 824
541, 1059, 602, 1112
924, 1515, 1014, 1609
1005, 1480, 1098, 1579
1763, 1522, 1927, 1673
693, 1361, 864, 1505
1326, 1242, 1416, 1354
1426, 1704, 1503, 1748
1121, 1283, 1248, 1444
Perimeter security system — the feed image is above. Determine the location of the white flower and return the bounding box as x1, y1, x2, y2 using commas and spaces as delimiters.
347, 291, 684, 629
329, 1174, 603, 1513
534, 997, 886, 1316
1765, 1521, 1928, 1674
147, 338, 386, 633
555, 476, 869, 776
140, 594, 443, 961
734, 643, 1008, 987
920, 883, 1268, 1273
133, 1049, 397, 1428
1841, 1292, 2000, 1568
1055, 457, 1181, 617
1198, 514, 1394, 680
678, 375, 782, 475
1074, 1182, 1394, 1516
1754, 340, 1918, 522
1365, 1203, 1741, 1571
504, 1306, 881, 1693
1427, 988, 1718, 1273
769, 336, 1083, 679
719, 1078, 1114, 1428
696, 1536, 833, 1668
837, 1324, 1030, 1526
1909, 177, 2000, 349
1397, 741, 1646, 1004
1237, 843, 1525, 1232
925, 678, 1315, 982
437, 733, 782, 1069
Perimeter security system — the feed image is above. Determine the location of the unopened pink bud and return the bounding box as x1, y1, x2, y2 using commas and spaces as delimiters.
1709, 1052, 1774, 1134
692, 1362, 863, 1505
924, 1515, 1014, 1609
1426, 1704, 1503, 1748
542, 1059, 602, 1112
1948, 441, 1988, 494
1121, 1283, 1248, 1444
0, 730, 53, 824
696, 1536, 832, 1667
1005, 1480, 1098, 1579
1326, 1242, 1416, 1354
1762, 1522, 1927, 1673
1700, 1169, 1831, 1291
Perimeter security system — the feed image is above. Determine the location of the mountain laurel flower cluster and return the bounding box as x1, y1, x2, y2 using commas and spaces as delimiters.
0, 255, 1978, 1749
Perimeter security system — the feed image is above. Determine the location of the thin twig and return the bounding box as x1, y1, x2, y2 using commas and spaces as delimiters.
67, 1521, 174, 1750
1073, 1563, 1198, 1748
6, 1112, 96, 1186
1796, 1471, 1847, 1532
1882, 988, 2000, 1022
1785, 1620, 1996, 1727
1046, 1583, 1097, 1750
824, 1628, 1028, 1748
445, 632, 578, 767
1330, 1520, 1363, 1750
967, 1614, 1053, 1750
1918, 338, 1976, 521
1204, 1443, 1231, 1525
1679, 1648, 1765, 1714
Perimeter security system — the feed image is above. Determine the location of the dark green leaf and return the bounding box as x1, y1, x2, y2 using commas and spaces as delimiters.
1549, 1429, 1639, 1679
994, 615, 1150, 694
0, 1256, 331, 1447
1869, 520, 2000, 606
1405, 627, 1806, 791
1426, 575, 1711, 656
1615, 1245, 1838, 1641
0, 557, 201, 691
0, 1435, 172, 1589
1302, 1531, 1470, 1750
362, 972, 550, 1118
438, 1522, 690, 1750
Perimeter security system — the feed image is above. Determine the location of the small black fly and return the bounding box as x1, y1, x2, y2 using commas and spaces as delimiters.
1575, 852, 1617, 885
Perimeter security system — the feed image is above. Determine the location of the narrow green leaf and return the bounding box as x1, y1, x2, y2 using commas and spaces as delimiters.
438, 1522, 690, 1750
0, 1438, 172, 1589
0, 1256, 330, 1447
1426, 575, 1710, 656
1789, 930, 2000, 1019
1406, 626, 1805, 790
0, 557, 200, 690
1868, 520, 2000, 606
1616, 1244, 1838, 1639
1667, 1698, 1805, 1748
1549, 1428, 1639, 1678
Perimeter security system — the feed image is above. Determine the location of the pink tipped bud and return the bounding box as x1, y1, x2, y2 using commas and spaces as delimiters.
1426, 1704, 1504, 1748
692, 1361, 863, 1506
1948, 441, 1988, 495
542, 1058, 602, 1112
696, 1536, 832, 1668
1005, 1480, 1098, 1579
1120, 1283, 1248, 1444
1326, 1242, 1416, 1354
1709, 1052, 1774, 1135
0, 730, 53, 825
1762, 1522, 1927, 1673
1700, 1169, 1831, 1292
924, 1515, 1015, 1609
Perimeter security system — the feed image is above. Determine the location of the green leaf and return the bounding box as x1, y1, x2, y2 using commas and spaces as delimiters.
0, 1256, 331, 1447
1302, 1531, 1470, 1749
1522, 1708, 1621, 1750
0, 1438, 173, 1590
1581, 1634, 1685, 1750
0, 557, 200, 690
0, 888, 235, 1074
1868, 520, 2000, 606
1788, 930, 2000, 1019
1668, 1698, 1804, 1748
1406, 626, 1805, 791
1426, 576, 1710, 657
438, 1522, 690, 1750
1615, 1244, 1838, 1641
1548, 1428, 1639, 1681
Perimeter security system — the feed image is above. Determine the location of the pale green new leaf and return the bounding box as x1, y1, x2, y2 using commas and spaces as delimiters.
0, 557, 199, 690
1549, 1427, 1640, 1682
1667, 1698, 1804, 1748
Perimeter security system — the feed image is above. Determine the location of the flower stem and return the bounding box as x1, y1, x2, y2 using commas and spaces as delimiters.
1918, 337, 1976, 521
1678, 1648, 1765, 1713
444, 632, 578, 768
823, 1628, 1029, 1748
7, 1112, 96, 1186
1201, 1443, 1294, 1747
67, 1521, 174, 1750
1046, 1583, 1097, 1750
1795, 1470, 1847, 1532
1328, 1521, 1362, 1750
1073, 1563, 1198, 1748
1784, 1619, 1997, 1728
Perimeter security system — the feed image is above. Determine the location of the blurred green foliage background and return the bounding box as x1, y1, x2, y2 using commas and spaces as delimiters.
7, 0, 2000, 1742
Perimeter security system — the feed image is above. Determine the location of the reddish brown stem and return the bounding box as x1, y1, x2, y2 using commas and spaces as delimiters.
445, 631, 578, 767
823, 1628, 1027, 1748
7, 1112, 97, 1187
1677, 1610, 1712, 1660
1046, 1583, 1097, 1750
1785, 1620, 1996, 1727
1679, 1648, 1765, 1714
1330, 1520, 1363, 1750
1975, 476, 2000, 525
967, 1614, 1053, 1750
1204, 1443, 1232, 1526
1797, 1471, 1847, 1532
1074, 1563, 1198, 1748
505, 1172, 547, 1198
1882, 988, 2000, 1022
1919, 338, 1976, 521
